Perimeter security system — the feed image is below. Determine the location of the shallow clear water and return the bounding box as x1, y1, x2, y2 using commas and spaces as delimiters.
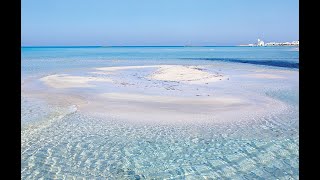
21, 46, 299, 179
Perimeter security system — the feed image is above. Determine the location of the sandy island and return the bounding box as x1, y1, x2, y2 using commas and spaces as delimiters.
32, 65, 291, 124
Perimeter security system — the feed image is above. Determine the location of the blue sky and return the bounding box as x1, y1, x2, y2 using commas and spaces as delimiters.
22, 0, 299, 46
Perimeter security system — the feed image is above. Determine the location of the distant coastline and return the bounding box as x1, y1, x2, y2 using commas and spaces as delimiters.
239, 39, 299, 47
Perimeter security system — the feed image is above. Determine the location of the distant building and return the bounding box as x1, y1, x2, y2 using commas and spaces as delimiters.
292, 41, 299, 46
257, 39, 265, 46
265, 40, 299, 46
265, 42, 277, 46
239, 39, 298, 47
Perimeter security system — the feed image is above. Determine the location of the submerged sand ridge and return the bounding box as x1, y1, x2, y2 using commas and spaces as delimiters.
39, 65, 226, 89
78, 92, 287, 124
40, 65, 292, 90
32, 64, 294, 125
40, 74, 112, 88
94, 65, 226, 84
150, 65, 225, 84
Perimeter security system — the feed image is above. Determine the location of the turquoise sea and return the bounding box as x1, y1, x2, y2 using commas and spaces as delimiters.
22, 46, 299, 179
22, 46, 298, 76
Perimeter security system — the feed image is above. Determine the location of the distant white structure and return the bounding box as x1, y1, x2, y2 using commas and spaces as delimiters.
257, 39, 265, 46
292, 41, 299, 46
265, 40, 299, 46
240, 39, 299, 47
265, 42, 277, 46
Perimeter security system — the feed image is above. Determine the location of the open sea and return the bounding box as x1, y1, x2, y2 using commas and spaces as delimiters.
21, 46, 299, 179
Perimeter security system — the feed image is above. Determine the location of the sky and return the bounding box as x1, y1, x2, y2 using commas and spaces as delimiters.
22, 0, 299, 46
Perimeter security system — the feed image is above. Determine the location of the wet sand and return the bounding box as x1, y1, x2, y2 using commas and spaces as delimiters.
30, 65, 292, 125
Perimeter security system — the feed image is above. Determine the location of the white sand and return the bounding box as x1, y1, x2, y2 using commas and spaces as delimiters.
41, 65, 225, 89
89, 71, 114, 75
30, 64, 292, 125
95, 65, 158, 72
94, 65, 225, 84
92, 66, 158, 75
40, 74, 112, 88
149, 65, 225, 84
78, 92, 287, 124
101, 92, 243, 105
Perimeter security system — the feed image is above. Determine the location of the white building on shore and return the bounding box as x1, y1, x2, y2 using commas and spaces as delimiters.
291, 41, 299, 46
257, 39, 265, 46
265, 42, 278, 46
265, 40, 299, 46
240, 39, 299, 47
